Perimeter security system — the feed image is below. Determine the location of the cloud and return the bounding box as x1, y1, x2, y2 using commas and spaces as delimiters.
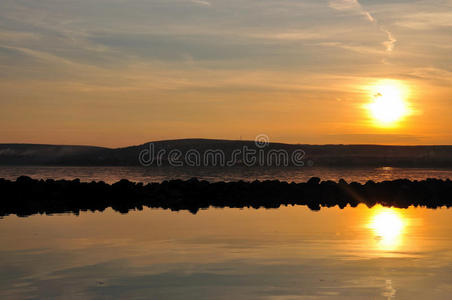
395, 12, 452, 29
329, 0, 397, 52
328, 0, 374, 22
404, 67, 452, 86
381, 28, 396, 52
1, 45, 79, 67
249, 31, 326, 41
318, 42, 385, 55
0, 30, 40, 43
328, 0, 359, 11
190, 0, 211, 6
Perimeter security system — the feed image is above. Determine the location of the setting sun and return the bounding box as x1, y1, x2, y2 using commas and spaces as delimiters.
366, 80, 411, 127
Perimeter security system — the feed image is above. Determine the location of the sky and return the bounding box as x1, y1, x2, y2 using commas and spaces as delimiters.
0, 0, 451, 147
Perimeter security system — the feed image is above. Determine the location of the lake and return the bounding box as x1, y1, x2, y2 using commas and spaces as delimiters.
1, 166, 452, 299
1, 165, 452, 184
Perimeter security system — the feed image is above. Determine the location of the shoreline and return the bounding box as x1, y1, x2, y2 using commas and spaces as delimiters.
1, 176, 452, 216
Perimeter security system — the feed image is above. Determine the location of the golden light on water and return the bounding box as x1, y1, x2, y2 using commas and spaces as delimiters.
365, 80, 412, 128
368, 207, 407, 251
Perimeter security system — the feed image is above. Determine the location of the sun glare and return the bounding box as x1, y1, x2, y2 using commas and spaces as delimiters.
368, 208, 406, 251
366, 80, 411, 127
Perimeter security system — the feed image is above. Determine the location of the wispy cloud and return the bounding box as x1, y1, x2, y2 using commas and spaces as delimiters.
381, 28, 396, 52
328, 0, 374, 22
329, 0, 397, 52
0, 0, 450, 145
406, 67, 452, 85
395, 12, 452, 29
190, 0, 211, 6
0, 30, 40, 43
318, 42, 385, 55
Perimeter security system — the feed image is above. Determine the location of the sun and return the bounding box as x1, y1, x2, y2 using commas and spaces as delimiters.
365, 80, 411, 127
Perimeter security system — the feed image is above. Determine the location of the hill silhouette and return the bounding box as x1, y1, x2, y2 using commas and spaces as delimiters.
1, 139, 452, 167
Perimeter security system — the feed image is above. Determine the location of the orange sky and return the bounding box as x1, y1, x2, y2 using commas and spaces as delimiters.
0, 0, 451, 147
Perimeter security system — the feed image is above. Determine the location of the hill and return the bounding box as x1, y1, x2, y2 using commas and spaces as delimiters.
1, 139, 452, 167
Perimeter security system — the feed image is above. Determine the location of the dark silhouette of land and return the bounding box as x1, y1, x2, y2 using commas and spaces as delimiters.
1, 176, 451, 217
1, 139, 452, 167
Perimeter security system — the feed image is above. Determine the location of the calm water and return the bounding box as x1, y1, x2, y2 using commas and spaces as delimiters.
1, 205, 452, 299
1, 166, 452, 183
1, 166, 452, 299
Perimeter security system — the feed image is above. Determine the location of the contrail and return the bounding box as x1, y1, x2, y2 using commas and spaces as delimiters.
381, 27, 397, 52
329, 0, 397, 52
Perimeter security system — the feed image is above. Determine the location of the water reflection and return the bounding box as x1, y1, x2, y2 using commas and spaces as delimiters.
1, 205, 451, 299
368, 207, 407, 251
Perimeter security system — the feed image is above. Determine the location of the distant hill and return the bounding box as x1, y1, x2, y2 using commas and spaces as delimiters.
0, 144, 109, 165
1, 139, 452, 167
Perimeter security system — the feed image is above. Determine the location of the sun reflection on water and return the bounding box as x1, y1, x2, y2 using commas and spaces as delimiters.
368, 207, 407, 251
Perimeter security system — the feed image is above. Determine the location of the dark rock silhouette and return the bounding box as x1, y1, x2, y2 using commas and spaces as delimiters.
0, 176, 451, 217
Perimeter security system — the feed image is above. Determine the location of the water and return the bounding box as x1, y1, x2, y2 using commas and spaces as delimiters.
1, 166, 452, 299
1, 205, 452, 299
1, 165, 452, 183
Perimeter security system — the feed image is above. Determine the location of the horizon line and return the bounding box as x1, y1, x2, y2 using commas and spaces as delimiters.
1, 138, 452, 149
